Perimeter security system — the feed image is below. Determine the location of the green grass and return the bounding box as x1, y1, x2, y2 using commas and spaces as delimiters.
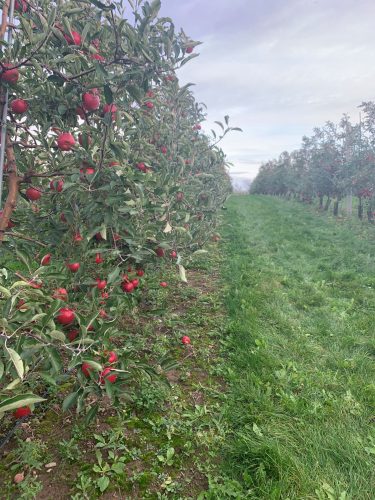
219, 195, 375, 499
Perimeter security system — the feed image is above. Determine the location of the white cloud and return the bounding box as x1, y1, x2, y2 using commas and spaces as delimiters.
160, 0, 375, 180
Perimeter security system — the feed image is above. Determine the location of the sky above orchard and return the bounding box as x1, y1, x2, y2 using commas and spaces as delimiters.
154, 0, 375, 189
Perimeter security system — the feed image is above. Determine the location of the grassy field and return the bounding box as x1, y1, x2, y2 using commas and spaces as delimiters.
219, 195, 375, 499
2, 195, 375, 499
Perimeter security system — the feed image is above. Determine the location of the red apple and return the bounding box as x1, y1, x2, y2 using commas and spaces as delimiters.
160, 281, 168, 287
170, 250, 177, 259
108, 351, 118, 363
132, 279, 139, 288
136, 269, 144, 277
101, 291, 109, 299
160, 146, 167, 155
103, 103, 117, 120
73, 232, 83, 242
122, 282, 134, 293
145, 101, 154, 109
95, 253, 104, 264
57, 132, 75, 151
17, 299, 26, 310
0, 210, 15, 229
67, 329, 79, 342
11, 98, 28, 114
64, 30, 81, 45
50, 179, 64, 192
15, 0, 28, 12
136, 162, 147, 172
90, 53, 105, 62
155, 247, 165, 258
186, 46, 193, 54
78, 133, 92, 147
25, 187, 42, 201
67, 262, 80, 272
28, 279, 42, 289
13, 406, 31, 419
82, 92, 100, 111
41, 253, 51, 266
81, 362, 92, 377
99, 367, 117, 384
56, 307, 75, 325
53, 288, 68, 301
99, 309, 108, 319
96, 279, 107, 290
76, 106, 86, 119
80, 166, 95, 176
182, 335, 191, 345
1, 64, 19, 84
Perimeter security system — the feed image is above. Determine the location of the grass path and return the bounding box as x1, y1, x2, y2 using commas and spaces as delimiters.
219, 195, 375, 499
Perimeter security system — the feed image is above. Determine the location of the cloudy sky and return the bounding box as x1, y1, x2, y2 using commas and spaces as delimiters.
157, 0, 375, 188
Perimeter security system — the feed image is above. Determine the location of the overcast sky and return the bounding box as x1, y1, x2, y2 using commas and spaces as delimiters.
157, 0, 375, 185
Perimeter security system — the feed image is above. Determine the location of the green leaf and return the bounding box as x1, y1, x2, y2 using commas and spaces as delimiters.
178, 265, 187, 283
0, 393, 45, 413
107, 266, 120, 284
97, 476, 110, 493
45, 347, 62, 374
84, 404, 99, 425
180, 53, 199, 66
48, 330, 66, 342
111, 462, 125, 474
0, 285, 11, 299
7, 348, 24, 380
82, 359, 102, 372
15, 250, 32, 273
89, 0, 115, 10
30, 313, 47, 323
62, 389, 82, 412
0, 360, 4, 380
104, 85, 113, 104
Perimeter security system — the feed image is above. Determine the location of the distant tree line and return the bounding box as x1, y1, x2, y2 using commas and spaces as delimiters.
250, 102, 375, 220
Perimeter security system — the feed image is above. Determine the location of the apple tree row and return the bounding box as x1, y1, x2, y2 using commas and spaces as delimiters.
0, 0, 234, 420
251, 103, 375, 219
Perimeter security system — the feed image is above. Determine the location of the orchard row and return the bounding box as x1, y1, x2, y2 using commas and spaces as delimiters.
0, 0, 235, 420
251, 102, 375, 218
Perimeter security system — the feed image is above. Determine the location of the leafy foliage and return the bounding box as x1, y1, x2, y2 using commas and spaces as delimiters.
0, 0, 234, 416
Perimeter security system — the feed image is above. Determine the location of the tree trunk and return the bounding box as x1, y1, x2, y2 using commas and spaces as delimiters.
0, 135, 21, 243
333, 199, 339, 216
324, 196, 331, 211
358, 197, 363, 219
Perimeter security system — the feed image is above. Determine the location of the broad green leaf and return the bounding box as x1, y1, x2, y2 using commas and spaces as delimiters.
0, 285, 11, 299
82, 359, 102, 372
7, 348, 24, 380
107, 266, 120, 284
97, 476, 110, 493
48, 330, 66, 342
0, 393, 45, 413
178, 265, 187, 283
62, 389, 83, 412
